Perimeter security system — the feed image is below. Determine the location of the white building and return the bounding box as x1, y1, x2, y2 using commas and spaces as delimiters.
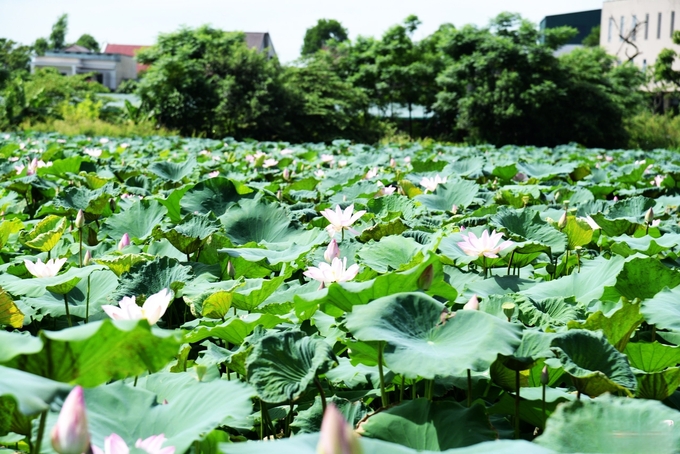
600, 0, 680, 69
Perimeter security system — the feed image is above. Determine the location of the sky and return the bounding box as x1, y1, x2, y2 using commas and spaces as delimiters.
1, 0, 604, 63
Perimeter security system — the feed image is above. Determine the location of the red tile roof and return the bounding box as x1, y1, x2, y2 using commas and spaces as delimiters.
103, 44, 150, 72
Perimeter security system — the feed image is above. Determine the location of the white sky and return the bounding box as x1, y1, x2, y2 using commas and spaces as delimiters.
1, 0, 604, 63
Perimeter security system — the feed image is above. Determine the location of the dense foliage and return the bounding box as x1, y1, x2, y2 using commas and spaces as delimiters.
3, 133, 680, 453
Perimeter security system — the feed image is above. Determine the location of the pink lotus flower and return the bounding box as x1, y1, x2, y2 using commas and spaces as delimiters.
102, 288, 173, 325
324, 239, 340, 263
262, 158, 279, 168
304, 257, 359, 288
118, 233, 130, 251
457, 230, 514, 258
364, 167, 378, 179
92, 434, 175, 454
51, 386, 90, 454
317, 404, 362, 454
321, 204, 366, 238
463, 295, 479, 310
24, 257, 67, 278
420, 174, 447, 193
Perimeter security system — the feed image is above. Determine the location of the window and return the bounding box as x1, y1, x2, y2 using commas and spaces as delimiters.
658, 12, 663, 39
632, 15, 638, 40
645, 13, 649, 39
672, 11, 676, 37
643, 59, 647, 71
621, 16, 625, 40
608, 17, 613, 42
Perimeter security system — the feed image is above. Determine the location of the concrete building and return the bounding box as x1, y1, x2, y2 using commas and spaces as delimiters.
540, 9, 602, 45
30, 50, 137, 91
600, 0, 680, 69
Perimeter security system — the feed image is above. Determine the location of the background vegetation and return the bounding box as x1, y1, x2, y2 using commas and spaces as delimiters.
1, 13, 680, 148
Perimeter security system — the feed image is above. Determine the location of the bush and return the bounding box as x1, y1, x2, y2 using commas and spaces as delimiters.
625, 111, 680, 150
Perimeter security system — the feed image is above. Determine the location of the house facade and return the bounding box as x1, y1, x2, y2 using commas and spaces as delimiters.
600, 0, 680, 69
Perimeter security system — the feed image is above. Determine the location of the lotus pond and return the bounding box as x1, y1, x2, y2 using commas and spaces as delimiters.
3, 133, 680, 454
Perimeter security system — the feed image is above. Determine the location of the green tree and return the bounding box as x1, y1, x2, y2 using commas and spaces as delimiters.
301, 19, 348, 55
33, 38, 48, 56
75, 33, 100, 52
434, 13, 643, 147
582, 25, 601, 47
136, 25, 288, 138
50, 14, 68, 50
654, 31, 680, 87
0, 38, 31, 89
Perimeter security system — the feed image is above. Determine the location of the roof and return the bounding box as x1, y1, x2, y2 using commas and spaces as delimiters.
103, 44, 150, 72
64, 44, 93, 53
244, 32, 276, 58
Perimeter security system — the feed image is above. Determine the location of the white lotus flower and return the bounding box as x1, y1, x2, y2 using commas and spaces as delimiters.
24, 257, 67, 278
317, 404, 362, 454
321, 204, 366, 238
463, 294, 480, 310
457, 230, 514, 259
420, 174, 447, 192
324, 239, 340, 263
304, 257, 359, 288
101, 288, 173, 325
92, 433, 175, 454
262, 158, 279, 168
580, 215, 600, 230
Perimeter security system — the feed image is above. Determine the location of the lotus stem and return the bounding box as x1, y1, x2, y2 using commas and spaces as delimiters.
542, 382, 546, 428
314, 376, 327, 412
33, 410, 47, 454
506, 250, 515, 276
565, 249, 570, 276
425, 379, 434, 401
514, 369, 520, 439
378, 341, 388, 407
79, 229, 83, 267
483, 256, 488, 279
652, 325, 657, 343
260, 403, 265, 440
285, 402, 294, 437
400, 376, 405, 403
85, 273, 91, 323
63, 294, 72, 327
467, 369, 472, 407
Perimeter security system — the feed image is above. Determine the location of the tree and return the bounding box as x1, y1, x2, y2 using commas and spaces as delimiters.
49, 14, 68, 50
75, 34, 100, 52
136, 26, 288, 139
434, 13, 643, 147
0, 39, 31, 89
582, 25, 600, 47
654, 31, 680, 87
33, 38, 48, 56
301, 19, 348, 55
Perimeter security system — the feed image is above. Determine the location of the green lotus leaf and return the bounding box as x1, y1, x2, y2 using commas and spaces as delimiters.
231, 275, 288, 312
415, 180, 480, 212
44, 183, 118, 216
39, 373, 253, 454
19, 215, 67, 252
614, 256, 680, 301
521, 254, 625, 304
0, 331, 43, 363
101, 199, 167, 241
624, 342, 680, 373
45, 276, 81, 295
610, 233, 680, 257
3, 265, 102, 298
567, 298, 643, 352
562, 215, 593, 249
94, 253, 155, 277
1, 320, 182, 387
488, 387, 577, 430
516, 162, 576, 179
640, 286, 680, 334
358, 398, 496, 450
291, 395, 369, 434
221, 241, 323, 266
113, 256, 193, 300
0, 218, 23, 249
501, 329, 556, 371
536, 395, 680, 453
156, 213, 221, 255
180, 177, 245, 216
246, 330, 338, 404
345, 292, 522, 378
0, 366, 71, 415
184, 313, 286, 345
491, 208, 567, 255
149, 156, 197, 182
550, 330, 637, 397
517, 296, 579, 329
294, 254, 457, 319
39, 156, 83, 177
0, 287, 23, 328
201, 290, 233, 319
357, 235, 424, 273
636, 368, 680, 400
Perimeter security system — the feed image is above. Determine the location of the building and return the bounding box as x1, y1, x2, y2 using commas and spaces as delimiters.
600, 0, 680, 69
540, 9, 602, 45
31, 32, 276, 91
30, 48, 136, 91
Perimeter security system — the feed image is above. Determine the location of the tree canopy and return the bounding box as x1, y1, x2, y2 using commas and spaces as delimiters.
301, 19, 349, 55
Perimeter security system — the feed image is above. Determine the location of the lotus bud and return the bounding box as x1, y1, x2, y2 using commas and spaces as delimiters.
463, 294, 479, 311
75, 209, 85, 229
540, 366, 549, 385
283, 168, 290, 181
118, 233, 130, 251
557, 211, 567, 230
502, 302, 516, 322
324, 239, 340, 263
227, 260, 235, 279
390, 158, 396, 168
645, 207, 654, 225
277, 189, 282, 201
317, 404, 363, 454
418, 264, 434, 291
451, 204, 458, 215
50, 386, 90, 454
522, 195, 530, 207
109, 198, 117, 212
83, 250, 92, 266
